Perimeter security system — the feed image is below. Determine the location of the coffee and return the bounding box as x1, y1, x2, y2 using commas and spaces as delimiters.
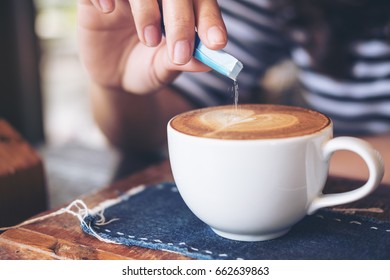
170, 104, 330, 140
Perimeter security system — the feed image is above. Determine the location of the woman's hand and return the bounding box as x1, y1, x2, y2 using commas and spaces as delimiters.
77, 0, 227, 95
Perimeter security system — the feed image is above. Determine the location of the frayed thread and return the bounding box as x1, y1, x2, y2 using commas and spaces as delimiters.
0, 199, 120, 245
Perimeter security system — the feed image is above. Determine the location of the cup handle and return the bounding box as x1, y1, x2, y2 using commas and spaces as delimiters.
307, 136, 384, 215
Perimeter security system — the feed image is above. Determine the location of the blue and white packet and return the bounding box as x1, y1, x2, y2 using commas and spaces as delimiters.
193, 34, 243, 80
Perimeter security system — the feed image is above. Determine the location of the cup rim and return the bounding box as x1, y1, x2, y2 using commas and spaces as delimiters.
168, 104, 333, 142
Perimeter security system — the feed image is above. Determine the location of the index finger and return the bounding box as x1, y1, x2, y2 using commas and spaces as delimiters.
194, 0, 227, 50
128, 0, 162, 47
162, 0, 196, 65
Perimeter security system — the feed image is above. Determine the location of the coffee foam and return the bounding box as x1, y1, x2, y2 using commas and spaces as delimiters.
171, 105, 330, 140
200, 109, 299, 136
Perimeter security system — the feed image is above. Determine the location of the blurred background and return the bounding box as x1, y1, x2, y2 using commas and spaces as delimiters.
0, 0, 118, 209
0, 0, 294, 210
35, 0, 105, 147
35, 0, 120, 208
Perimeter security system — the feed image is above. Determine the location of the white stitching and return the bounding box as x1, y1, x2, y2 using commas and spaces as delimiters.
101, 209, 389, 260
95, 183, 242, 259
93, 181, 390, 261
156, 184, 164, 190
111, 231, 239, 258
316, 214, 388, 232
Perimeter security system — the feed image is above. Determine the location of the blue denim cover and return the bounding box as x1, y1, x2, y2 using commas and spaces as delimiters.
81, 182, 390, 260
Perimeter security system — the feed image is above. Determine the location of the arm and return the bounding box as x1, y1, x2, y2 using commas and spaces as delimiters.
88, 82, 193, 154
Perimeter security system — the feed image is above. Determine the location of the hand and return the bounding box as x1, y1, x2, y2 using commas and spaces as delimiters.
77, 0, 227, 95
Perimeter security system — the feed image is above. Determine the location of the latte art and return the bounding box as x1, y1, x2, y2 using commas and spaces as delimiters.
171, 104, 330, 140
200, 109, 299, 136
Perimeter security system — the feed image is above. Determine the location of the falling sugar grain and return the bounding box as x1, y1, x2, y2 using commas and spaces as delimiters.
234, 80, 239, 109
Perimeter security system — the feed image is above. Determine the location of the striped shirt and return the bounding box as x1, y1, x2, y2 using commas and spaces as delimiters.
172, 0, 390, 135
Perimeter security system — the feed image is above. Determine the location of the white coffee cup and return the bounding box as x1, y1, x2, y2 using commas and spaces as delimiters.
167, 105, 384, 241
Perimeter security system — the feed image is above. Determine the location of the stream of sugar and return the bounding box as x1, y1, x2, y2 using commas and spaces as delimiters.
234, 80, 239, 109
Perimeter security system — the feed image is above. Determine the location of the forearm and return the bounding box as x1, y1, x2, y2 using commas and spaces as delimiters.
89, 82, 195, 154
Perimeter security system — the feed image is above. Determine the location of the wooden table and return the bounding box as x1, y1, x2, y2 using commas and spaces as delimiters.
0, 119, 47, 226
0, 160, 389, 260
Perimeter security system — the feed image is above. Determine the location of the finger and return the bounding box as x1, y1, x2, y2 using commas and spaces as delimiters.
89, 0, 115, 13
162, 0, 196, 65
78, 0, 134, 30
128, 0, 162, 47
194, 0, 227, 50
122, 42, 211, 94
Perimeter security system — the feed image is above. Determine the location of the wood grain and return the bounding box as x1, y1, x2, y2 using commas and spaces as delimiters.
0, 119, 47, 227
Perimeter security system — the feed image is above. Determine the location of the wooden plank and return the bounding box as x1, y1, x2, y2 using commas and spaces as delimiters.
0, 228, 131, 260
0, 119, 47, 227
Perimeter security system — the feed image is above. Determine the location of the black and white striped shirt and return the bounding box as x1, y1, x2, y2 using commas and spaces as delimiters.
172, 0, 390, 135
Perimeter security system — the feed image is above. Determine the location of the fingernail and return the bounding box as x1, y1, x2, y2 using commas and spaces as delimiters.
173, 40, 191, 65
99, 0, 113, 13
207, 26, 226, 46
144, 25, 160, 47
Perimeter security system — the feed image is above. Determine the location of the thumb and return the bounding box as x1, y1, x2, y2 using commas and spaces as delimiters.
121, 40, 211, 95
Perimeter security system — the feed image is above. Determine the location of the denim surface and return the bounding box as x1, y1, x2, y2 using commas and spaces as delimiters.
81, 182, 390, 260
